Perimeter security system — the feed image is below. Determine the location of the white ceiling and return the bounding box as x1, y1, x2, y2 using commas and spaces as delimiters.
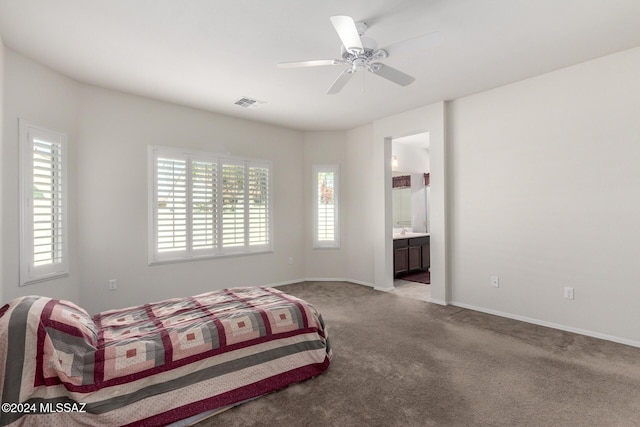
1, 0, 640, 131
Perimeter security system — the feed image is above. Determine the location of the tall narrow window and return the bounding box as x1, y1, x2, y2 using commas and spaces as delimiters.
313, 165, 340, 248
149, 147, 272, 263
20, 120, 68, 285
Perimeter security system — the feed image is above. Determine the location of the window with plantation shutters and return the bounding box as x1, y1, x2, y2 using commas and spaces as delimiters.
20, 120, 69, 285
149, 147, 272, 263
313, 165, 340, 248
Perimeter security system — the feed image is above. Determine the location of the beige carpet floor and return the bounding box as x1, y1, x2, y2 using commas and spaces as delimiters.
195, 281, 640, 427
393, 279, 431, 302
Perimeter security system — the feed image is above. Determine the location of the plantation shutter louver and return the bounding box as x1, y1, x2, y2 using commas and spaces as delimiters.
20, 120, 69, 285
313, 165, 339, 248
156, 157, 188, 254
32, 139, 64, 266
317, 171, 335, 242
221, 161, 245, 249
191, 160, 217, 252
248, 163, 270, 247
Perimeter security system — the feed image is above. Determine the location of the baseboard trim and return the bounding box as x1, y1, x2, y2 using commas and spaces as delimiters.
267, 277, 381, 291
266, 278, 306, 288
350, 279, 381, 290
450, 301, 640, 349
303, 277, 349, 284
304, 277, 378, 289
269, 277, 436, 295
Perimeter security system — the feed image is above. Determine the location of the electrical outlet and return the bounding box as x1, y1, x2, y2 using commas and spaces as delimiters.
491, 276, 499, 288
564, 287, 574, 300
288, 257, 294, 265
108, 279, 117, 290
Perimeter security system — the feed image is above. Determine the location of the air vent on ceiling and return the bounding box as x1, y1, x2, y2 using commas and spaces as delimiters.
234, 96, 266, 109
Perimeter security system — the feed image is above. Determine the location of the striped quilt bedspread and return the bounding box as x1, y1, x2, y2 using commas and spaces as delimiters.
0, 287, 332, 426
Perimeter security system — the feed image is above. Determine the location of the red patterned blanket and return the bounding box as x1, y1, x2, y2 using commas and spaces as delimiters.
0, 287, 331, 426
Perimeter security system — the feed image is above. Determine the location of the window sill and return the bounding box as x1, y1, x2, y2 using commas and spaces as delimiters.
149, 249, 274, 266
20, 272, 69, 287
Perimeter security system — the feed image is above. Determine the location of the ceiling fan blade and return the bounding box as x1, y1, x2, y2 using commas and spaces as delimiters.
384, 31, 444, 57
327, 69, 355, 94
278, 59, 346, 69
330, 16, 363, 54
369, 63, 415, 86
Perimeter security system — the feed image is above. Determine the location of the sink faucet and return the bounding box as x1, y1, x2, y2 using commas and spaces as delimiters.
401, 227, 407, 235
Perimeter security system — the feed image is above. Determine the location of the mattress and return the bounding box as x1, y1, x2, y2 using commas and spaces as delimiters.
0, 286, 331, 426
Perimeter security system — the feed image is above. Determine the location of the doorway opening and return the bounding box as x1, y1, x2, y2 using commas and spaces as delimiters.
373, 101, 447, 304
391, 132, 431, 302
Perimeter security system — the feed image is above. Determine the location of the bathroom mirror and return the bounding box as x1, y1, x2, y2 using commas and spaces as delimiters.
393, 187, 411, 227
392, 172, 429, 232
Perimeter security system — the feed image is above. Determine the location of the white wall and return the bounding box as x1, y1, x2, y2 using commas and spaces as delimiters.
301, 124, 379, 288
344, 124, 375, 286
301, 124, 378, 288
76, 85, 305, 313
448, 47, 640, 344
2, 48, 80, 303
302, 131, 348, 279
392, 142, 430, 174
303, 125, 379, 287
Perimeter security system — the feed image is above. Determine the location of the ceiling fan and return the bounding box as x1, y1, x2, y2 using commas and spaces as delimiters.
278, 16, 443, 94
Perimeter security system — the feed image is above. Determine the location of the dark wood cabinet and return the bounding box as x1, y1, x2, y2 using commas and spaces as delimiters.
409, 246, 422, 270
421, 243, 430, 270
393, 236, 430, 278
394, 247, 409, 274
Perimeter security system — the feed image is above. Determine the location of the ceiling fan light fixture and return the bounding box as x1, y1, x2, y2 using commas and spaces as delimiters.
353, 58, 368, 70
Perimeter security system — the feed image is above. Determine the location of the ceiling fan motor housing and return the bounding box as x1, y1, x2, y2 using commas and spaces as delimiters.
341, 36, 387, 69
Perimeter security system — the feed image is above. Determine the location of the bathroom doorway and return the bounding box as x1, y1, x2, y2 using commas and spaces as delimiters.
372, 101, 447, 305
391, 132, 431, 302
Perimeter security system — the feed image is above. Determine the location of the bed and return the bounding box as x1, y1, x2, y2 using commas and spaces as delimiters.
0, 286, 332, 426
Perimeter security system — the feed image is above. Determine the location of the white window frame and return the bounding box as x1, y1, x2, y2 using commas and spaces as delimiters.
313, 164, 340, 249
148, 146, 273, 264
19, 119, 69, 286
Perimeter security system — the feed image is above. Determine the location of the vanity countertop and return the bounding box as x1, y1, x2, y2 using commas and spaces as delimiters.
392, 232, 430, 240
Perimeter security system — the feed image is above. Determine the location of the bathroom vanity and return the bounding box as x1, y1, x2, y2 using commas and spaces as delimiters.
393, 233, 430, 276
